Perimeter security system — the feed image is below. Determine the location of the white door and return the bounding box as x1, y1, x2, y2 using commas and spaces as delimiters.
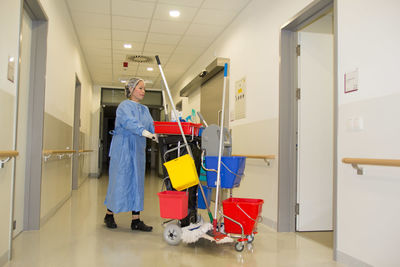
296, 13, 334, 231
14, 10, 33, 236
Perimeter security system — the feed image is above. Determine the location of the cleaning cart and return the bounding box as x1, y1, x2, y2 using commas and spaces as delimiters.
155, 55, 263, 251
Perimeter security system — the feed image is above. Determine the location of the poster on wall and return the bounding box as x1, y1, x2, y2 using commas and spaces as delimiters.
234, 77, 246, 120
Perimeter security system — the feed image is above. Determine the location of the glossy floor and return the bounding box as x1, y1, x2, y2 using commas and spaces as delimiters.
6, 173, 345, 267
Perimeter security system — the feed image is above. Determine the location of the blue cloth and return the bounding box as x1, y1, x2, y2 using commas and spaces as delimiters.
104, 100, 154, 213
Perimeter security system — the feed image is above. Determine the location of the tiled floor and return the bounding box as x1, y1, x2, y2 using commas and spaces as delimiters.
5, 173, 345, 267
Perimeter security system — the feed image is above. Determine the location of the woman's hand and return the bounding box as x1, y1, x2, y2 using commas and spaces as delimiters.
142, 130, 158, 143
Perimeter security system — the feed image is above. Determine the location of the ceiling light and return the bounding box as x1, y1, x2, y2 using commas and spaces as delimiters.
169, 10, 180, 18
147, 67, 153, 71
9, 57, 14, 62
123, 43, 132, 49
144, 80, 153, 84
120, 79, 127, 83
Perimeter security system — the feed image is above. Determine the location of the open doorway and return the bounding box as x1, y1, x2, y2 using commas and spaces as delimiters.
278, 0, 336, 251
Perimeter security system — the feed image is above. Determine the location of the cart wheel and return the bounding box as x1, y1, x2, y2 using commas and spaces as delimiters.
163, 224, 182, 246
246, 234, 255, 243
235, 242, 245, 252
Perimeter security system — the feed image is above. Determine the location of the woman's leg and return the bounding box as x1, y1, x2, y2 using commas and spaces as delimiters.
104, 208, 117, 228
131, 211, 152, 232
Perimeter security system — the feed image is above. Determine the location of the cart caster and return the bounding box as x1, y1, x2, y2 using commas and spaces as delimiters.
163, 224, 182, 246
235, 242, 245, 252
246, 233, 255, 243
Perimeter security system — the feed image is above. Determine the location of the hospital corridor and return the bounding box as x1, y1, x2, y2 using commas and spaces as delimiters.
1, 0, 400, 266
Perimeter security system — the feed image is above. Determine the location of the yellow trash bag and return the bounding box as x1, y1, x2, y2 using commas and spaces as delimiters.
163, 154, 199, 191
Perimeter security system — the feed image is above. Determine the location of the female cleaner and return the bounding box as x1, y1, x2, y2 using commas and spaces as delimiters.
104, 78, 158, 232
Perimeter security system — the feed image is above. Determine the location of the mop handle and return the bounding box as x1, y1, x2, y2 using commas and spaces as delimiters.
155, 55, 193, 158
214, 63, 228, 221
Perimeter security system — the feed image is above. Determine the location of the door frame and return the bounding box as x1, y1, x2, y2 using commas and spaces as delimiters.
9, 0, 48, 261
277, 0, 337, 254
72, 75, 81, 190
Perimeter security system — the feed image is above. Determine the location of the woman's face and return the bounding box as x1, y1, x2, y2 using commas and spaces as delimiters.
130, 80, 145, 102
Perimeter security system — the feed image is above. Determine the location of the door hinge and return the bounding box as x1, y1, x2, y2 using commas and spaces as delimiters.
13, 220, 16, 230
296, 44, 301, 56
296, 88, 301, 100
295, 203, 300, 215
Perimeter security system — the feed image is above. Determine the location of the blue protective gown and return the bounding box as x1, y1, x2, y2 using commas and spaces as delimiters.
104, 100, 154, 213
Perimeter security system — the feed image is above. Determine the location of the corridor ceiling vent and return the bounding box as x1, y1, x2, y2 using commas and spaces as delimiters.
126, 55, 152, 63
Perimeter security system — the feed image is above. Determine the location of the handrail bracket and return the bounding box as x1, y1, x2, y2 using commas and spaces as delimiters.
0, 157, 11, 169
351, 163, 364, 175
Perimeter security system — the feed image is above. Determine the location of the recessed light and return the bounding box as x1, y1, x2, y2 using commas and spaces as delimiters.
120, 79, 127, 83
123, 43, 132, 49
144, 80, 153, 84
147, 67, 153, 71
9, 57, 14, 62
169, 10, 180, 18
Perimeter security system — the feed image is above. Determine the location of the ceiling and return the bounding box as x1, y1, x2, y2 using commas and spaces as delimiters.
65, 0, 251, 89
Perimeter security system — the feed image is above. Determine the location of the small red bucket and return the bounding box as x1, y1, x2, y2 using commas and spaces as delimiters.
222, 197, 264, 235
157, 191, 188, 219
154, 121, 202, 136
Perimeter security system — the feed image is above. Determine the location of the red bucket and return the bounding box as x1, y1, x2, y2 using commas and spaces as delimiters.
222, 198, 264, 235
157, 191, 188, 219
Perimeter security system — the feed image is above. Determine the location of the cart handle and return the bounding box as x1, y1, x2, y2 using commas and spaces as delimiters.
236, 204, 262, 223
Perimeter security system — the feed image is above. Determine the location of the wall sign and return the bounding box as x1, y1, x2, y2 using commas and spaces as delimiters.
234, 77, 246, 120
344, 69, 358, 93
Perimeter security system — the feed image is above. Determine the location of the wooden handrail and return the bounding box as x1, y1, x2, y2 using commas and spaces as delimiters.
342, 158, 400, 175
232, 154, 276, 160
43, 150, 76, 155
78, 149, 94, 153
0, 150, 19, 158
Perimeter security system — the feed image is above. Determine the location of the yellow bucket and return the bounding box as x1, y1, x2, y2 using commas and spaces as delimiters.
163, 154, 199, 191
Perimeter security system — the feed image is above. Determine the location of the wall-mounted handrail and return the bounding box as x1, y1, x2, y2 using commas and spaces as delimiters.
342, 158, 400, 175
0, 150, 19, 168
232, 154, 276, 166
42, 150, 76, 162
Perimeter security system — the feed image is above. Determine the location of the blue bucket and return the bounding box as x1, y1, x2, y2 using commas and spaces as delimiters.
198, 185, 212, 209
205, 156, 246, 188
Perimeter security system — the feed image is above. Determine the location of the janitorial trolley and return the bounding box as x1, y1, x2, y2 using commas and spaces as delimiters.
154, 55, 263, 252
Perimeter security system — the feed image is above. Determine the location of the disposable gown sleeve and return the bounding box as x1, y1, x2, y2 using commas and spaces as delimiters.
117, 102, 145, 136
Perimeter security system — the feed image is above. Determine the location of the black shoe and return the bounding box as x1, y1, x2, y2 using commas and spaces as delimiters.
131, 219, 153, 232
104, 214, 117, 229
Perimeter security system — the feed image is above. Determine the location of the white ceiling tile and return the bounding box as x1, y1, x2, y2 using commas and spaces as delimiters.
112, 16, 150, 31
153, 4, 197, 22
77, 27, 111, 40
72, 12, 110, 28
143, 43, 176, 54
193, 9, 236, 26
202, 0, 250, 11
112, 40, 144, 51
147, 33, 182, 45
112, 0, 155, 18
179, 35, 213, 48
112, 30, 147, 42
66, 0, 109, 14
150, 19, 189, 34
81, 39, 112, 49
174, 45, 203, 55
186, 23, 224, 37
83, 47, 112, 57
158, 0, 202, 8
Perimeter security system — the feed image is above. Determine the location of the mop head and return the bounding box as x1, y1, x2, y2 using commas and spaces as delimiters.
181, 222, 213, 243
201, 231, 234, 244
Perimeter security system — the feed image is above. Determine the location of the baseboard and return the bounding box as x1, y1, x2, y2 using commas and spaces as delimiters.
89, 172, 100, 178
260, 216, 277, 230
40, 193, 71, 226
335, 250, 373, 267
0, 249, 8, 266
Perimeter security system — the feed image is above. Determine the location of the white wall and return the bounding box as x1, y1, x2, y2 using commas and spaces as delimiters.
0, 0, 22, 262
172, 0, 313, 227
336, 0, 400, 265
37, 0, 94, 221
